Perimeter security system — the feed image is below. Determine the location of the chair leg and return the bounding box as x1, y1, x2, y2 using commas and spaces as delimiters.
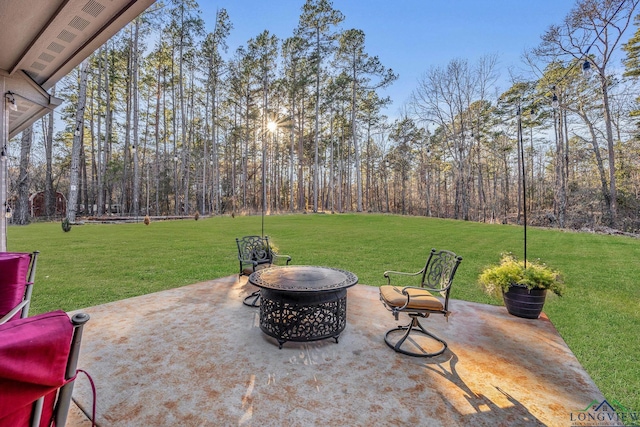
243, 290, 261, 307
384, 315, 447, 357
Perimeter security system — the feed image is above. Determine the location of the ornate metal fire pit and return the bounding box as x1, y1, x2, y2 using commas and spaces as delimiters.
248, 266, 358, 348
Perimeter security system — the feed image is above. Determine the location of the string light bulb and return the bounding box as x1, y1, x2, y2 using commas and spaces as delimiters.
5, 92, 17, 112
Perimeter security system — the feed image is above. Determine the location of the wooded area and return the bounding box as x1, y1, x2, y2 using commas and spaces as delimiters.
7, 0, 640, 232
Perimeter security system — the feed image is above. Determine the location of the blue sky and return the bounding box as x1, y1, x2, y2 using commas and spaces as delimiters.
197, 1, 594, 116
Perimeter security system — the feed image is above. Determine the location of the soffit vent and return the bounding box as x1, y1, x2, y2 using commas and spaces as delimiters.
57, 29, 77, 43
38, 52, 56, 63
46, 42, 65, 54
69, 16, 90, 31
82, 0, 106, 18
30, 61, 47, 71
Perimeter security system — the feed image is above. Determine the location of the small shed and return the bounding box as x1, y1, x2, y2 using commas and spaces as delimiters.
29, 191, 66, 217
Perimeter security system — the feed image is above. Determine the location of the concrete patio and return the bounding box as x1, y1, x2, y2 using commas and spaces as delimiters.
67, 275, 606, 426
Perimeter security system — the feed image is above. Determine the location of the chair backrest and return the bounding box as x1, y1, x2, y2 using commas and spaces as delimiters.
0, 251, 38, 323
0, 309, 89, 427
236, 235, 273, 265
420, 249, 463, 309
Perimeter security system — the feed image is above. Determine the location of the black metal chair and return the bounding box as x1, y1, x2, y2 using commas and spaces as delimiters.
379, 248, 462, 357
236, 235, 291, 307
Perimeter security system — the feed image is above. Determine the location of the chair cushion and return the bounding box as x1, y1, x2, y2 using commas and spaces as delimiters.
0, 253, 31, 321
380, 286, 444, 311
0, 310, 73, 423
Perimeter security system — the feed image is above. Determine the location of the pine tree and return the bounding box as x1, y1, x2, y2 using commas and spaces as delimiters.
622, 14, 640, 120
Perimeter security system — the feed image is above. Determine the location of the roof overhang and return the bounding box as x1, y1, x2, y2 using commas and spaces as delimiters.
0, 0, 156, 138
3, 70, 63, 139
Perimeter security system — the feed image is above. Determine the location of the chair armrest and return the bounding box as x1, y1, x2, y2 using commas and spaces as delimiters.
383, 269, 424, 285
272, 253, 292, 265
0, 300, 29, 325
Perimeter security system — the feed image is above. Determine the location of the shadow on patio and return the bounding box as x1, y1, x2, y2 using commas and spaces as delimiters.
68, 275, 604, 426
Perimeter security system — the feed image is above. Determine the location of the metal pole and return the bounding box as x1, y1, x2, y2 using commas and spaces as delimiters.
1, 78, 8, 252
262, 134, 266, 238
517, 105, 527, 269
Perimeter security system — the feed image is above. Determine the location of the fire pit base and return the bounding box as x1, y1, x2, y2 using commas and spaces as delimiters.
259, 288, 347, 348
249, 266, 358, 349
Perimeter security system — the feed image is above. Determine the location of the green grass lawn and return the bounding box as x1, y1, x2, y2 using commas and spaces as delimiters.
7, 213, 640, 412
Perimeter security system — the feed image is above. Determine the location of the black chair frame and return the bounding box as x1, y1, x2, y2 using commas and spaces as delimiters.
236, 235, 291, 307
380, 248, 462, 357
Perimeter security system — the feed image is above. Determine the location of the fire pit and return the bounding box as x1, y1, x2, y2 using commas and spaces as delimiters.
248, 266, 358, 348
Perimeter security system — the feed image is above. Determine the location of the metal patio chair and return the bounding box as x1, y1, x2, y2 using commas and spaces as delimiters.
236, 235, 291, 307
380, 248, 462, 357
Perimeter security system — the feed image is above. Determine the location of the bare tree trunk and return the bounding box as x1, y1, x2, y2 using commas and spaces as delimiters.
81, 143, 88, 215
15, 126, 32, 225
553, 107, 566, 227
95, 49, 103, 217
329, 109, 335, 213
313, 31, 320, 213
351, 63, 363, 212
98, 47, 108, 216
132, 19, 140, 217
141, 85, 152, 216
171, 54, 178, 215
576, 107, 611, 213
122, 44, 132, 214
154, 56, 161, 215
45, 86, 55, 218
203, 88, 209, 215
89, 78, 96, 215
563, 109, 570, 182
601, 75, 617, 225
212, 83, 220, 215
529, 126, 534, 214
179, 21, 188, 215
103, 48, 112, 213
289, 106, 295, 212
68, 60, 89, 223
338, 133, 343, 213
181, 68, 194, 215
297, 95, 305, 211
425, 158, 431, 216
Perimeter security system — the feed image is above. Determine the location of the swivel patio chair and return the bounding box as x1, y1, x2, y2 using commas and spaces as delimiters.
236, 235, 291, 307
380, 248, 462, 357
0, 309, 90, 426
0, 251, 39, 324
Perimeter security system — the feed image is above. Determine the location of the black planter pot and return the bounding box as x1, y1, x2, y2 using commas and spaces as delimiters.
502, 285, 547, 319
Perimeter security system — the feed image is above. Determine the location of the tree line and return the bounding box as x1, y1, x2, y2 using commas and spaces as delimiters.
8, 0, 640, 232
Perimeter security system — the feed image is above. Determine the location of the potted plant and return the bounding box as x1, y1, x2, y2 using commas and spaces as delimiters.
61, 218, 72, 232
478, 253, 565, 319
